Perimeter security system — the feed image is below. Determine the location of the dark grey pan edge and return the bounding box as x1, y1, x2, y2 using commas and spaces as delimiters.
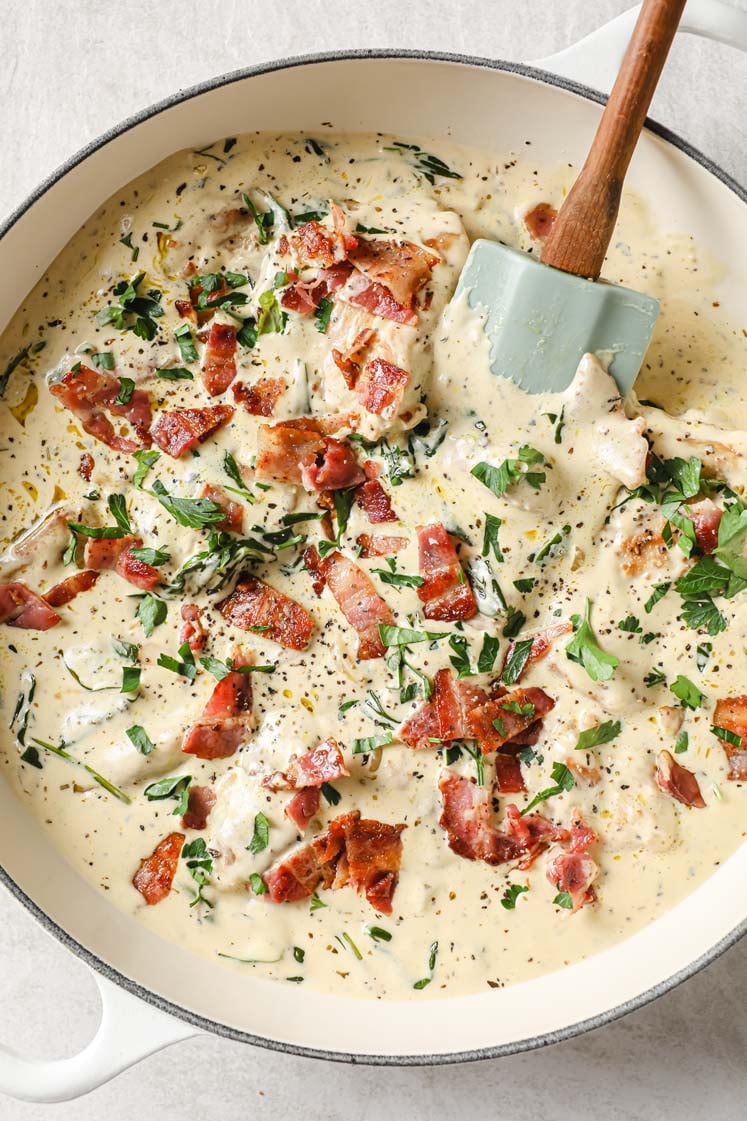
1, 47, 745, 1068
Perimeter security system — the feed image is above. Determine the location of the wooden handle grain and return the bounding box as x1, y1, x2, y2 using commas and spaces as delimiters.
541, 0, 686, 280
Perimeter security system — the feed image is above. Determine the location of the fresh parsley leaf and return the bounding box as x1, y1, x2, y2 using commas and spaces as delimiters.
120, 232, 139, 262
365, 925, 392, 942
157, 641, 197, 681
372, 568, 424, 589
248, 811, 270, 854
644, 667, 666, 687
565, 599, 619, 682
156, 366, 193, 381
310, 893, 327, 911
129, 546, 171, 566
132, 448, 160, 489
513, 577, 536, 594
126, 724, 154, 755
112, 638, 140, 661
136, 592, 168, 637
257, 288, 287, 336
644, 581, 671, 613
501, 637, 533, 686
378, 624, 448, 646
711, 724, 742, 747
151, 479, 225, 529
114, 376, 134, 405
471, 446, 546, 499
249, 871, 268, 896
553, 890, 574, 910
501, 884, 529, 910
478, 633, 501, 674
321, 782, 341, 805
92, 351, 115, 371
670, 674, 704, 710
182, 838, 214, 906
144, 774, 192, 814
502, 606, 526, 639
674, 730, 689, 754
448, 634, 473, 678
522, 761, 575, 815
96, 272, 163, 341
575, 720, 621, 751
314, 296, 333, 333
242, 192, 273, 245
174, 323, 198, 363
679, 595, 726, 635
482, 514, 503, 562
353, 731, 394, 755
121, 666, 141, 693
413, 940, 439, 990
533, 524, 571, 564
696, 642, 713, 671
223, 451, 255, 502
618, 614, 642, 633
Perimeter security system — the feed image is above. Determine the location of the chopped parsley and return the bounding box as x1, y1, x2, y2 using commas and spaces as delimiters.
144, 774, 192, 815
248, 811, 270, 854
565, 598, 619, 682
670, 674, 704, 710
501, 884, 529, 910
522, 761, 575, 815
471, 445, 546, 499
96, 272, 164, 341
126, 725, 155, 755
575, 720, 621, 751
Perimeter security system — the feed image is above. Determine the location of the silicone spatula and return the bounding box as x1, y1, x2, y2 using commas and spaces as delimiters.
455, 0, 686, 395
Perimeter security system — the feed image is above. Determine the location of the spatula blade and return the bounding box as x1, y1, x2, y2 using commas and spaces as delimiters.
455, 240, 660, 395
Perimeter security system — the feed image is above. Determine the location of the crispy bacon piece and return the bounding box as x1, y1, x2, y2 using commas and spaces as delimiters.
356, 358, 409, 417
179, 603, 207, 652
438, 771, 563, 867
319, 550, 394, 658
262, 810, 405, 913
151, 404, 234, 458
292, 211, 358, 268
712, 697, 747, 779
218, 576, 314, 650
502, 622, 573, 681
255, 422, 325, 485
285, 787, 321, 832
655, 749, 706, 807
687, 498, 722, 555
467, 687, 556, 755
0, 581, 61, 630
303, 544, 326, 597
181, 785, 216, 830
400, 669, 489, 749
182, 650, 255, 759
416, 523, 476, 622
343, 274, 418, 325
200, 484, 243, 534
356, 479, 397, 523
300, 437, 366, 492
356, 533, 408, 558
546, 850, 597, 913
116, 539, 161, 592
524, 202, 557, 240
348, 237, 438, 308
50, 366, 152, 453
78, 453, 94, 481
175, 299, 195, 321
494, 753, 526, 793
332, 328, 376, 389
132, 832, 185, 905
43, 570, 99, 608
83, 536, 161, 592
568, 810, 599, 853
202, 322, 238, 396
233, 377, 285, 417
285, 738, 349, 789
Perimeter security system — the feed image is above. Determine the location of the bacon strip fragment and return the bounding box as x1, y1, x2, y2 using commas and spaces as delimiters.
182, 650, 255, 759
0, 581, 61, 630
283, 738, 349, 790
255, 422, 325, 485
203, 322, 237, 396
218, 576, 314, 650
83, 535, 161, 592
43, 570, 99, 608
400, 669, 488, 749
356, 358, 409, 417
332, 328, 376, 389
179, 603, 206, 652
285, 788, 322, 833
546, 850, 597, 912
181, 785, 216, 830
438, 771, 566, 867
655, 749, 706, 807
233, 377, 285, 416
467, 687, 556, 755
712, 696, 747, 779
151, 404, 234, 458
416, 523, 477, 622
300, 437, 366, 492
319, 550, 394, 658
49, 365, 152, 453
348, 237, 438, 309
686, 498, 722, 555
356, 533, 408, 558
356, 478, 398, 523
132, 831, 185, 904
262, 810, 405, 913
524, 202, 557, 240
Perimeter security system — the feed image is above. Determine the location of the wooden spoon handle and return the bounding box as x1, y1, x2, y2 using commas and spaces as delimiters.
541, 0, 686, 280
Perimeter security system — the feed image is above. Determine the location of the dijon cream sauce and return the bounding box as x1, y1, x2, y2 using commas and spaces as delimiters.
1, 132, 746, 1000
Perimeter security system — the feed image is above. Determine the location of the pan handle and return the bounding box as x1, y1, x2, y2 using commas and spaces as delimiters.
532, 0, 747, 90
0, 973, 197, 1103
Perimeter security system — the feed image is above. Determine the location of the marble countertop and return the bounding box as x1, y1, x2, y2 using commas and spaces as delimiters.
1, 1, 745, 1117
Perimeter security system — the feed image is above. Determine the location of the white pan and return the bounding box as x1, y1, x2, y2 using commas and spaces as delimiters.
1, 0, 746, 1102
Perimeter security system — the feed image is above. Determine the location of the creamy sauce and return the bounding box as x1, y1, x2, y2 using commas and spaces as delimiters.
1, 131, 746, 1000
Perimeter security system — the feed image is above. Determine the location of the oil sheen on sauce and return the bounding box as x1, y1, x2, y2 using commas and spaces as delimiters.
1, 131, 746, 1001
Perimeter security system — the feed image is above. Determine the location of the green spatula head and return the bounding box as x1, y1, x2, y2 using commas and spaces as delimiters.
456, 239, 660, 396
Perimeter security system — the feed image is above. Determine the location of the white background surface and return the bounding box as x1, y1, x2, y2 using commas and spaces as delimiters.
1, 1, 746, 1117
